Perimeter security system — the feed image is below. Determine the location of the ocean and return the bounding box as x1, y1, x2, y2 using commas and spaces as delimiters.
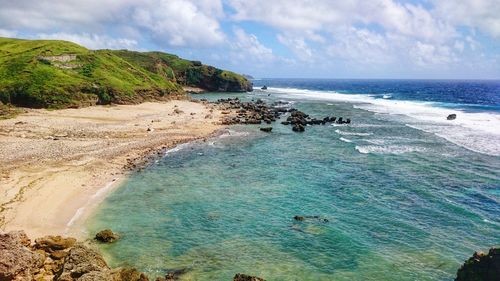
87, 79, 500, 280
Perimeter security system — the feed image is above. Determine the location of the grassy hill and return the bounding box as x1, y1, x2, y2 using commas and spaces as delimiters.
0, 37, 252, 109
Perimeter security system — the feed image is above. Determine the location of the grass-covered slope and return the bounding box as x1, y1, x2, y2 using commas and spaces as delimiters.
0, 37, 252, 109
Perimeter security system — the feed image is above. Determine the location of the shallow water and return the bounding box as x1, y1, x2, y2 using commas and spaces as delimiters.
88, 82, 500, 280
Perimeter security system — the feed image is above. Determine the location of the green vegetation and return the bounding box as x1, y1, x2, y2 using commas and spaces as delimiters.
0, 37, 252, 109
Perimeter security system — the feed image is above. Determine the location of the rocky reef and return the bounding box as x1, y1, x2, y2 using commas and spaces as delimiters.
210, 97, 351, 132
0, 230, 148, 281
455, 248, 499, 281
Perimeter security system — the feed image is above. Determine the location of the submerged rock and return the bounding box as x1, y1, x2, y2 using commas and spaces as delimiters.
233, 273, 266, 281
260, 127, 273, 132
447, 114, 457, 120
455, 248, 500, 281
95, 229, 120, 243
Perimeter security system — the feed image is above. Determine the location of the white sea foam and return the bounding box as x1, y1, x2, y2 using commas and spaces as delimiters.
355, 145, 426, 155
218, 129, 250, 139
165, 143, 190, 155
339, 137, 353, 143
335, 129, 373, 136
383, 94, 392, 99
269, 87, 500, 156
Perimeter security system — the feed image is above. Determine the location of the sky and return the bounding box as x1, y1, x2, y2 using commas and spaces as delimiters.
0, 0, 499, 79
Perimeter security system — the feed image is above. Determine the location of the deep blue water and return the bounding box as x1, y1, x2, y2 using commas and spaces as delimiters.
88, 80, 500, 281
253, 79, 500, 112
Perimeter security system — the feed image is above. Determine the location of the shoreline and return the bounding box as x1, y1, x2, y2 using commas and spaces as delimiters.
0, 99, 225, 239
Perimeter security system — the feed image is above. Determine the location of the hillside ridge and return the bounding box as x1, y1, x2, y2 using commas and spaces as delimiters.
0, 37, 252, 109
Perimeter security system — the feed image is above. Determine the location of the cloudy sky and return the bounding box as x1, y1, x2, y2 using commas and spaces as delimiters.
1, 0, 499, 79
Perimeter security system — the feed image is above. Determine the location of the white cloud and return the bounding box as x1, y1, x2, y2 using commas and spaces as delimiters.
327, 28, 395, 65
0, 29, 17, 38
231, 27, 274, 62
0, 0, 225, 48
35, 33, 138, 50
432, 0, 500, 38
410, 42, 456, 66
133, 0, 225, 47
277, 34, 314, 62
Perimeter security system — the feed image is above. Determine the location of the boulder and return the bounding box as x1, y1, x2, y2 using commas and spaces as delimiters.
260, 127, 272, 133
58, 243, 109, 279
292, 124, 305, 132
95, 229, 120, 243
34, 235, 76, 252
293, 216, 305, 221
233, 273, 266, 281
456, 248, 499, 281
447, 114, 457, 120
0, 231, 44, 280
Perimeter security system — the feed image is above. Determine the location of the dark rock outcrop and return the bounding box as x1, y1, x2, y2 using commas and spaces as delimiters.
0, 231, 44, 280
447, 114, 457, 120
455, 248, 499, 281
260, 127, 272, 133
233, 273, 266, 281
95, 229, 120, 243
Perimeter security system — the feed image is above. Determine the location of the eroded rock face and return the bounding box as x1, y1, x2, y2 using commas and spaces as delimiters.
0, 231, 150, 281
0, 231, 44, 281
456, 248, 500, 281
58, 243, 109, 280
35, 235, 76, 252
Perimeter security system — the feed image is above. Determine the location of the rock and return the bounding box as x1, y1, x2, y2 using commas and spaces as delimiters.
58, 243, 109, 279
261, 86, 267, 90
0, 231, 44, 280
76, 270, 114, 281
456, 248, 499, 281
95, 229, 119, 243
292, 124, 305, 132
173, 108, 184, 114
281, 121, 290, 125
233, 273, 266, 281
112, 267, 149, 281
35, 235, 76, 252
447, 114, 457, 120
293, 216, 305, 221
50, 250, 69, 260
166, 269, 187, 280
260, 127, 272, 133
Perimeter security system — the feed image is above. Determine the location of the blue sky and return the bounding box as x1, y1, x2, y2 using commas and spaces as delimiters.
0, 0, 499, 79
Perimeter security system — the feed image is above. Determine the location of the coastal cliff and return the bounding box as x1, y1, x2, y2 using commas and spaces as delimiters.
0, 37, 252, 109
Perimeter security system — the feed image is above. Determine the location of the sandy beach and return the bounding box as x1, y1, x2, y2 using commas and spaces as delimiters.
0, 99, 223, 239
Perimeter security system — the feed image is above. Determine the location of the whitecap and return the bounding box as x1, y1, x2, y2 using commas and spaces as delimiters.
268, 87, 500, 156
355, 145, 425, 155
335, 129, 373, 136
339, 137, 352, 143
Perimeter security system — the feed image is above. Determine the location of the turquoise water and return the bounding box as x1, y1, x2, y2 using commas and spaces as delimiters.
88, 89, 500, 280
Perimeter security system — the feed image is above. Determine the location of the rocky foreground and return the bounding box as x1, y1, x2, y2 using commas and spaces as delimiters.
1, 230, 497, 280
0, 231, 266, 281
